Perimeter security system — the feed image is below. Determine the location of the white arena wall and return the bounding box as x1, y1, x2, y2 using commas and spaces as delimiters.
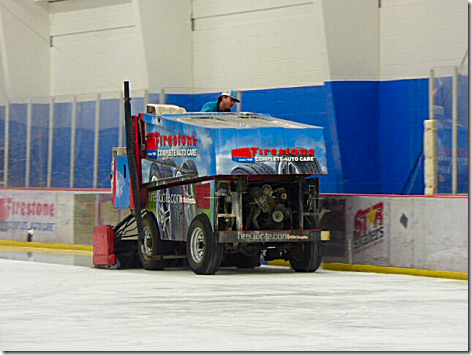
0, 0, 50, 100
192, 0, 329, 90
380, 0, 467, 80
0, 188, 467, 273
49, 0, 148, 96
0, 0, 466, 96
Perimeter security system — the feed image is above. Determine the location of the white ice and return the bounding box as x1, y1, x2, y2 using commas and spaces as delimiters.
0, 258, 468, 351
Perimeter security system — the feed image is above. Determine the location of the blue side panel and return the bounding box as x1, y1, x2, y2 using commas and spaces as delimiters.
379, 79, 428, 194
30, 103, 50, 187
329, 81, 381, 193
9, 104, 27, 187
74, 101, 96, 188
52, 102, 72, 187
114, 155, 130, 209
98, 99, 120, 189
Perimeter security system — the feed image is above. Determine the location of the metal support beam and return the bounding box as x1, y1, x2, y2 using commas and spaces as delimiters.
119, 92, 124, 148
47, 98, 55, 188
452, 67, 458, 194
160, 88, 166, 104
425, 69, 438, 194
70, 96, 77, 188
236, 90, 242, 112
429, 69, 435, 121
93, 94, 101, 188
144, 89, 149, 107
4, 102, 9, 186
25, 100, 32, 187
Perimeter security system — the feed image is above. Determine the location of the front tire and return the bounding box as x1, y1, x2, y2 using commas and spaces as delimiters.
289, 241, 322, 272
186, 215, 223, 275
138, 213, 167, 270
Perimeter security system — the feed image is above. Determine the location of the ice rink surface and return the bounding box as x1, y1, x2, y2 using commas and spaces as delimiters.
0, 258, 468, 351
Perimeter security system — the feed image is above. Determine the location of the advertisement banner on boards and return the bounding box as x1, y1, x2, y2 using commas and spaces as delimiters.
0, 190, 57, 242
346, 197, 389, 266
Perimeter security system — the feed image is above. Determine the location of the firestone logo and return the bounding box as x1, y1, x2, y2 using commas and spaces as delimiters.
146, 132, 198, 159
353, 203, 384, 251
0, 198, 56, 221
231, 147, 315, 163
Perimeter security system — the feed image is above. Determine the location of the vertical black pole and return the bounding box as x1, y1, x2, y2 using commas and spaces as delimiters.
124, 81, 144, 242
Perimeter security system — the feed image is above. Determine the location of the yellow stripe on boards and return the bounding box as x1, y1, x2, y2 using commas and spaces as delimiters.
322, 263, 468, 280
267, 260, 467, 280
0, 240, 93, 252
0, 245, 92, 256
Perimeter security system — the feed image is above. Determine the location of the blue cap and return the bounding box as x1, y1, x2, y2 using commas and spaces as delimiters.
220, 89, 240, 102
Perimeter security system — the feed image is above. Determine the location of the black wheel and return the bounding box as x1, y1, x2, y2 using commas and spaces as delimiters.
138, 213, 167, 270
231, 162, 276, 175
313, 242, 323, 270
289, 240, 322, 272
234, 253, 261, 269
186, 215, 223, 275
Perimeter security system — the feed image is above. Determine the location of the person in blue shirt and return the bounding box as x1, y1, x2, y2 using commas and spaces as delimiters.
201, 90, 240, 112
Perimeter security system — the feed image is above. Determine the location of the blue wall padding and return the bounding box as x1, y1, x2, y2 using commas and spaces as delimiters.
328, 81, 381, 193
131, 97, 145, 116
98, 99, 120, 189
8, 104, 27, 187
74, 101, 96, 188
166, 93, 219, 112
51, 102, 72, 187
30, 103, 50, 187
379, 79, 429, 194
148, 93, 159, 104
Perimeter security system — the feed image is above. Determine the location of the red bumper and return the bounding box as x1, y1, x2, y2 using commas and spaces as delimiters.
93, 225, 116, 265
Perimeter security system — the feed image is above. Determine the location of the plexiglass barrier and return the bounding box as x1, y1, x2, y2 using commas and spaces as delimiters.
0, 92, 147, 188
433, 65, 469, 194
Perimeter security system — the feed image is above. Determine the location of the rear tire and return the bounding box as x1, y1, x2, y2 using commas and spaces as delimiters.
289, 240, 322, 272
138, 213, 167, 270
186, 215, 223, 275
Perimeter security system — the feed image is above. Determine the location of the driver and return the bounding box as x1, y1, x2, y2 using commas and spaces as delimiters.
201, 90, 240, 112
